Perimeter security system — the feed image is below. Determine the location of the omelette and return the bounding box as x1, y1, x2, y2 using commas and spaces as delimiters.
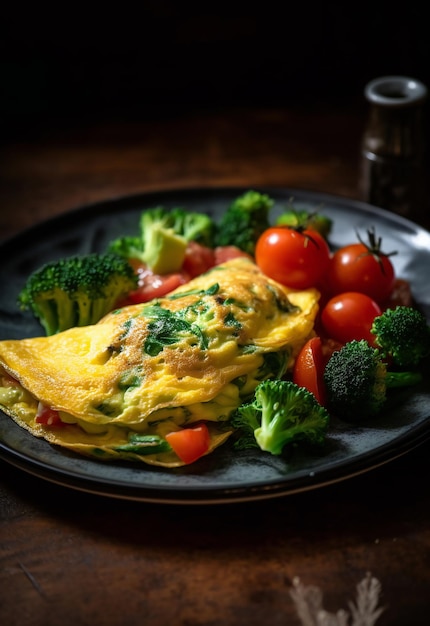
0, 257, 319, 467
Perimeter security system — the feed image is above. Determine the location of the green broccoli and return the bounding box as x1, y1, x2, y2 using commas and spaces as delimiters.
231, 379, 330, 455
323, 339, 423, 422
112, 433, 172, 456
275, 207, 333, 239
18, 253, 138, 335
214, 190, 274, 255
370, 306, 430, 368
167, 207, 215, 247
108, 206, 215, 274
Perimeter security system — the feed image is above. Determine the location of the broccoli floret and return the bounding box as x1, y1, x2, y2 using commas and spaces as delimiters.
18, 253, 138, 335
371, 306, 430, 368
108, 206, 215, 274
276, 208, 333, 239
323, 339, 422, 422
231, 379, 330, 455
108, 235, 144, 262
214, 190, 274, 255
167, 207, 215, 247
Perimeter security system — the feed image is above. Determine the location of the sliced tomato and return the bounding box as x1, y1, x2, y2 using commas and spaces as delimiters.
293, 336, 327, 406
383, 278, 413, 309
182, 241, 216, 278
214, 245, 253, 265
165, 422, 210, 464
320, 337, 344, 362
35, 403, 66, 427
1, 373, 20, 387
126, 265, 190, 304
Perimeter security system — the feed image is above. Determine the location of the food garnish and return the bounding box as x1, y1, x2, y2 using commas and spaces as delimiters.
0, 189, 429, 467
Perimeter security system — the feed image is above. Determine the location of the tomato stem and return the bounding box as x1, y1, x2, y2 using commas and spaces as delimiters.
355, 227, 398, 274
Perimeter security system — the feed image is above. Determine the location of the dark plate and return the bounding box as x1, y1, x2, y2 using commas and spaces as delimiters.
1, 186, 429, 504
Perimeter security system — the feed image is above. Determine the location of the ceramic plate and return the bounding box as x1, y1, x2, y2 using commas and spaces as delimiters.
1, 187, 429, 504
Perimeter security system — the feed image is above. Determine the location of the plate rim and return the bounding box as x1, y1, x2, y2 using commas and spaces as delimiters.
2, 184, 429, 248
1, 185, 429, 504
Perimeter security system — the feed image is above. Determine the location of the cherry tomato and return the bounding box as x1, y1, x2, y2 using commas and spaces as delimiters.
165, 422, 210, 464
293, 336, 327, 406
326, 230, 396, 304
255, 227, 331, 289
320, 291, 382, 345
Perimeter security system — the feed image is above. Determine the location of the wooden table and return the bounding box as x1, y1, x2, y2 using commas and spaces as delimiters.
1, 104, 430, 625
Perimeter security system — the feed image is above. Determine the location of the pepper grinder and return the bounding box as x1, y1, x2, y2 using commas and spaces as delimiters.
360, 75, 428, 219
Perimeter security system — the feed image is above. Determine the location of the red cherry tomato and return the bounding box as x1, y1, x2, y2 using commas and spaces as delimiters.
293, 336, 327, 406
165, 422, 210, 464
320, 291, 382, 345
255, 227, 331, 289
326, 234, 396, 304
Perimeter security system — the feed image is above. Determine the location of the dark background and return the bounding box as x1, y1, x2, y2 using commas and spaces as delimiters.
2, 3, 429, 138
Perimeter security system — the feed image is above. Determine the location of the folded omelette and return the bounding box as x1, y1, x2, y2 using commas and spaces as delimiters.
0, 257, 319, 467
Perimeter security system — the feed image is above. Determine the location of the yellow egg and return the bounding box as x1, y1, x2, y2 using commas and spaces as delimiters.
0, 258, 319, 466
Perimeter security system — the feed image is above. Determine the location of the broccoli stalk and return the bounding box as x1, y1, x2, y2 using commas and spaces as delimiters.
113, 433, 172, 456
214, 190, 274, 255
231, 379, 330, 455
18, 253, 138, 335
371, 306, 430, 368
108, 206, 215, 274
323, 339, 422, 422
